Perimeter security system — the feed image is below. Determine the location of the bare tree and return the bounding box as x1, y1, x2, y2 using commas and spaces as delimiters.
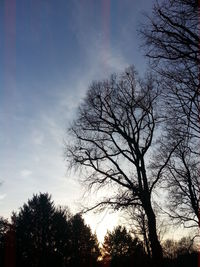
140, 0, 199, 227
162, 236, 198, 259
126, 206, 151, 257
140, 0, 199, 135
162, 140, 199, 227
66, 66, 178, 265
126, 205, 168, 258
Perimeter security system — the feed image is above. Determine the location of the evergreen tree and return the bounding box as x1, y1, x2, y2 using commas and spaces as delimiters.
13, 193, 71, 267
10, 193, 100, 267
102, 225, 145, 267
0, 217, 9, 266
69, 213, 100, 267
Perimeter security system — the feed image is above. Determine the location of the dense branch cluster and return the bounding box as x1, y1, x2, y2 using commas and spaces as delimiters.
141, 0, 199, 137
67, 67, 160, 209
140, 0, 199, 228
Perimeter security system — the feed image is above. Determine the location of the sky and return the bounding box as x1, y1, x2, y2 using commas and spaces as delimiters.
0, 0, 157, 242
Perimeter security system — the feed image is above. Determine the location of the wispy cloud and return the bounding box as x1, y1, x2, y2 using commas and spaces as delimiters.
32, 130, 44, 145
20, 169, 33, 177
0, 194, 6, 201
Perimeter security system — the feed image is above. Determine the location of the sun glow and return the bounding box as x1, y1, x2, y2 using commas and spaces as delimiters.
84, 210, 122, 244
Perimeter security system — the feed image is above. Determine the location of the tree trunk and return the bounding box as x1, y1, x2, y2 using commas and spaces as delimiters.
145, 203, 163, 267
140, 159, 163, 266
143, 226, 151, 258
140, 213, 151, 257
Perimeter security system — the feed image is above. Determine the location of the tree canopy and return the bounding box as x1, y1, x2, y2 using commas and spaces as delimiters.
102, 225, 145, 267
140, 0, 199, 228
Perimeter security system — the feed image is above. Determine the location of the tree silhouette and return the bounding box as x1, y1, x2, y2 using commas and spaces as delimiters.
66, 66, 181, 265
102, 226, 145, 267
0, 217, 9, 266
141, 0, 199, 228
126, 206, 151, 257
69, 213, 100, 267
13, 193, 71, 267
1, 192, 198, 267
9, 193, 100, 267
162, 237, 198, 267
51, 206, 72, 266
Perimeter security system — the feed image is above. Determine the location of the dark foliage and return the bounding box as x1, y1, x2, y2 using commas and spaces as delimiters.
12, 193, 71, 267
0, 217, 10, 266
162, 252, 198, 267
0, 193, 100, 267
69, 214, 100, 267
102, 225, 148, 267
0, 194, 198, 267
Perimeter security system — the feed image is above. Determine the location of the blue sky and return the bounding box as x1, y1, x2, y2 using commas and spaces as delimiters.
0, 0, 155, 241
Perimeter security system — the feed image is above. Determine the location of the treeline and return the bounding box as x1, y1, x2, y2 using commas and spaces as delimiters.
101, 226, 198, 267
0, 193, 198, 267
0, 193, 99, 267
